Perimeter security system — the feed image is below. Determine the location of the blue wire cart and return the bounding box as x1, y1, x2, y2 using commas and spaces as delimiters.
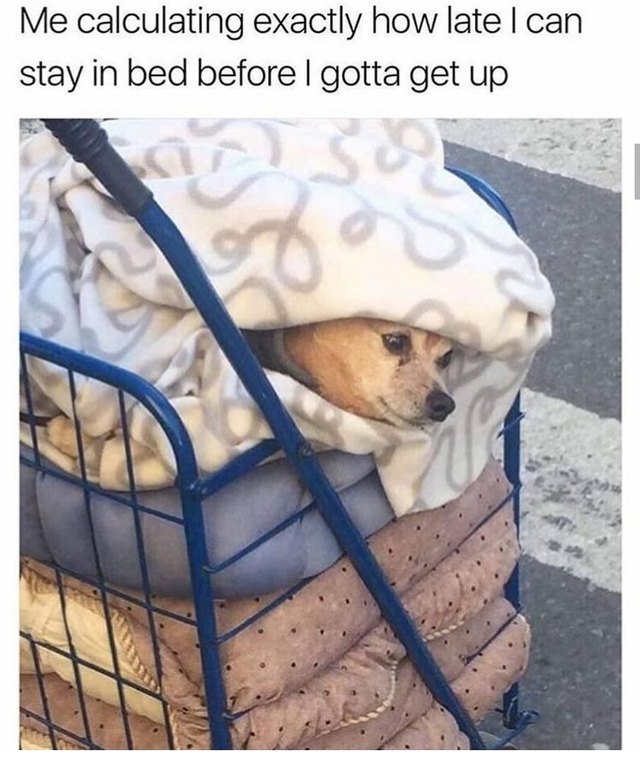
20, 119, 537, 750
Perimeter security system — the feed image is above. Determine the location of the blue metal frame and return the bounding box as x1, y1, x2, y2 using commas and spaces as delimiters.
20, 122, 536, 750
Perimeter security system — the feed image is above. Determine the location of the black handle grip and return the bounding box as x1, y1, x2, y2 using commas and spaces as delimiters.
42, 119, 153, 216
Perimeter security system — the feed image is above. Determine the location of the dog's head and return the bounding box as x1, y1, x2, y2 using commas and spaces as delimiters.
282, 318, 456, 429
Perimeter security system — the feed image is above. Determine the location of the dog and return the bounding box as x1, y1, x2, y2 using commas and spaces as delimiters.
245, 318, 455, 429
42, 318, 455, 457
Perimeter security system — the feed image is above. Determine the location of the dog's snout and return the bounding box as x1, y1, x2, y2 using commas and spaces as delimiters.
425, 390, 455, 422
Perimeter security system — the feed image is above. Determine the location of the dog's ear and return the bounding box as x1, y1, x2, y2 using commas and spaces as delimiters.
242, 330, 278, 371
244, 327, 320, 392
242, 330, 288, 373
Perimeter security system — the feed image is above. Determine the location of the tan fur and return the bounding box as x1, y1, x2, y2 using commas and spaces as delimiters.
283, 318, 452, 427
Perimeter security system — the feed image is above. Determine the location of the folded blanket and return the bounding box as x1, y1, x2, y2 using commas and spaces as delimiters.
20, 459, 523, 749
20, 605, 528, 750
20, 118, 553, 513
305, 606, 529, 750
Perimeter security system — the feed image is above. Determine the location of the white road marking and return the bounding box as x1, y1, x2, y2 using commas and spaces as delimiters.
516, 389, 621, 593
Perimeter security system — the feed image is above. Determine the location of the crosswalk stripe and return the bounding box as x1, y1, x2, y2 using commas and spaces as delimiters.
517, 388, 621, 593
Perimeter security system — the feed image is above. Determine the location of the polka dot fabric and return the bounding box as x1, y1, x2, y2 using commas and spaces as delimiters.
21, 458, 528, 749
234, 510, 518, 748
20, 671, 171, 750
20, 606, 529, 750
218, 457, 514, 716
314, 608, 530, 750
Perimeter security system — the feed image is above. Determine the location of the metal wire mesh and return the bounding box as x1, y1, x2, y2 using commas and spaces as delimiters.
19, 139, 535, 749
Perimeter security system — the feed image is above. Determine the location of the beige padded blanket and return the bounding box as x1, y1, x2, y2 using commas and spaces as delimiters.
20, 458, 528, 750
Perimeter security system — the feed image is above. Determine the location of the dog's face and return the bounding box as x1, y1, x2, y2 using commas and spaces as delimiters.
363, 321, 455, 427
283, 318, 456, 429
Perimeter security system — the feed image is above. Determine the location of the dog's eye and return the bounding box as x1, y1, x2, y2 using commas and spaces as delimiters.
382, 333, 411, 355
437, 350, 453, 368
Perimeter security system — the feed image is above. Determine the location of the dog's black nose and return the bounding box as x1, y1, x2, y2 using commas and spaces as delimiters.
425, 390, 455, 422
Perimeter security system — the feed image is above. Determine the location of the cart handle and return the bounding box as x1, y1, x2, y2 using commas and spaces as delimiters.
43, 119, 152, 216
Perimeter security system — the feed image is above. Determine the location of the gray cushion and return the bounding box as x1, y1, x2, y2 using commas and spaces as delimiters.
20, 446, 393, 599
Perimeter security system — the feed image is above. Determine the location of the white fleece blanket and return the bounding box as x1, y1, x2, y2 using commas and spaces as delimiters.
20, 119, 554, 514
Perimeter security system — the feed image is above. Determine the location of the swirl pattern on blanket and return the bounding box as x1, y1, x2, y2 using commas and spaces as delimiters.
20, 119, 554, 513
